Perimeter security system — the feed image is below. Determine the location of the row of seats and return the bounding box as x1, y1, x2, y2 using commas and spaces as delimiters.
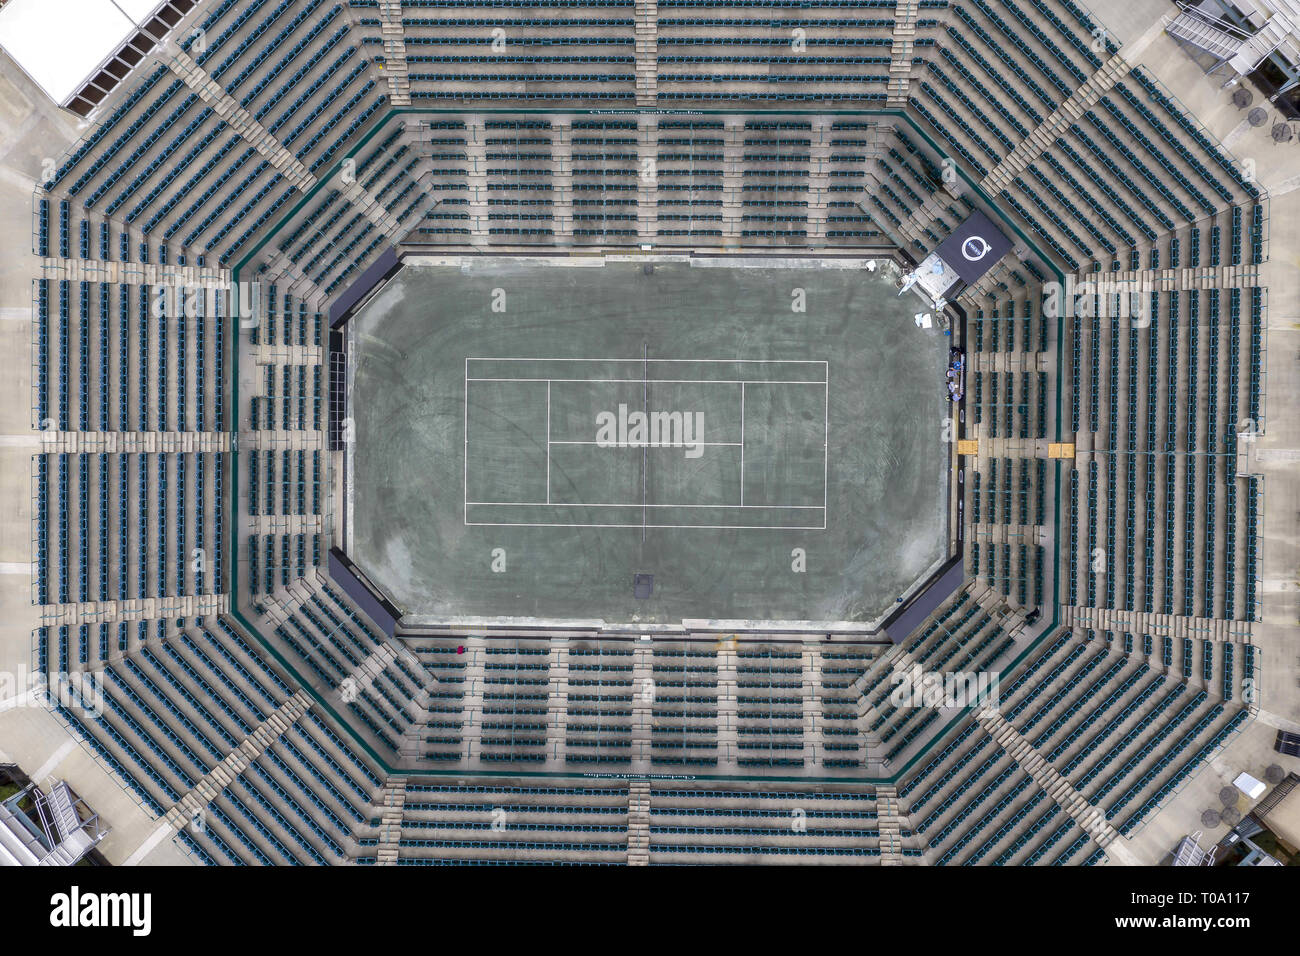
34, 451, 225, 607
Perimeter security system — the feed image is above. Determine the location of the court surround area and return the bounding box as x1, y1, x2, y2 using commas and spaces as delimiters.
346, 256, 951, 630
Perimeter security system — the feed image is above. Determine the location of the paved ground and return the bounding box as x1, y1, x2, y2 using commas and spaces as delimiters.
348, 257, 952, 629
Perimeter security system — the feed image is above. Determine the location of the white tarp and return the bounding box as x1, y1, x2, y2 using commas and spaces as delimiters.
0, 0, 166, 105
1234, 772, 1267, 800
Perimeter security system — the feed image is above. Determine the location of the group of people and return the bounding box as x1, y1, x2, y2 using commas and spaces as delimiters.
947, 347, 965, 402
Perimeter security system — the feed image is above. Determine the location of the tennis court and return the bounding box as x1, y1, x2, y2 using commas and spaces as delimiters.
347, 257, 950, 628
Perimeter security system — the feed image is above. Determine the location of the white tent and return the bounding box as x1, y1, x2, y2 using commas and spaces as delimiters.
0, 0, 169, 106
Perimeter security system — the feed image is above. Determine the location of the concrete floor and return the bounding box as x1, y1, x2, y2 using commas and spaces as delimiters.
348, 257, 951, 629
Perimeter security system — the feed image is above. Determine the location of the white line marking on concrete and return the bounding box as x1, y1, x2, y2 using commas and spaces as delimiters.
467, 358, 830, 529
1119, 14, 1173, 63
1266, 172, 1300, 196
1254, 448, 1300, 461
123, 820, 177, 867
32, 739, 79, 783
1221, 118, 1255, 150
470, 357, 827, 363
546, 380, 551, 504
546, 440, 743, 447
466, 521, 825, 530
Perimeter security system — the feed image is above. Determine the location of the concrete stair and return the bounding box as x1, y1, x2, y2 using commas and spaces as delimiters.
547, 640, 570, 765
375, 776, 408, 865
886, 0, 919, 106
1060, 265, 1261, 295
981, 53, 1133, 195
261, 246, 329, 308
637, 119, 659, 245
631, 645, 654, 771
40, 593, 228, 628
552, 122, 574, 245
237, 428, 324, 453
378, 2, 412, 107
974, 705, 1119, 849
876, 786, 908, 865
465, 120, 489, 247
806, 120, 832, 248
340, 180, 407, 241
35, 430, 231, 455
634, 0, 658, 107
162, 48, 315, 192
801, 646, 824, 767
721, 122, 746, 244
626, 781, 651, 865
1061, 606, 1255, 644
328, 642, 399, 712
164, 690, 313, 833
38, 256, 230, 288
716, 647, 739, 765
458, 638, 486, 763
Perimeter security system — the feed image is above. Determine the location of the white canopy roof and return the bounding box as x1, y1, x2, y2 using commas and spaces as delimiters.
0, 0, 168, 106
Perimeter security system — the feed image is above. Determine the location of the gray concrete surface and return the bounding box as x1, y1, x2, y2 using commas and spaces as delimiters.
348, 258, 951, 628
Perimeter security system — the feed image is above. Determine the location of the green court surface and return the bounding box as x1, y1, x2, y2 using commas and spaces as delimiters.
347, 257, 951, 628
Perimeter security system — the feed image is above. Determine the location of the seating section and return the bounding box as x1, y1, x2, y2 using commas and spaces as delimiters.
1060, 288, 1263, 621
46, 0, 390, 271
898, 627, 1253, 862
37, 618, 383, 865
30, 272, 233, 609
387, 637, 885, 774
367, 782, 630, 864
648, 785, 885, 863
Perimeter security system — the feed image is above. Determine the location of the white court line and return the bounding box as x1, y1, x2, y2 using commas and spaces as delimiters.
546, 380, 551, 505
463, 356, 468, 524
468, 357, 828, 364
467, 521, 828, 530
467, 501, 825, 509
547, 440, 742, 447
823, 373, 829, 528
468, 377, 826, 385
